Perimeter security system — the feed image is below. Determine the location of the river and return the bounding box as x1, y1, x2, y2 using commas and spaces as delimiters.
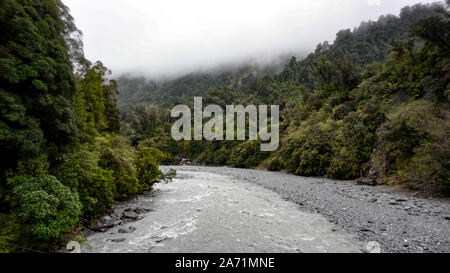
81, 167, 367, 253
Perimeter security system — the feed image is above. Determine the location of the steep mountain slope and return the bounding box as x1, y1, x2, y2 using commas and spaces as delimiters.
275, 3, 441, 89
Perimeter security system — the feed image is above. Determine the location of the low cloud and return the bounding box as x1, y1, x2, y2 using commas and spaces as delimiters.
63, 0, 436, 78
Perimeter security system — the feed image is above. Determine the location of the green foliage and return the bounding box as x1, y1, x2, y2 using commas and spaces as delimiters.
373, 100, 450, 192
199, 141, 237, 166
117, 65, 281, 109
74, 61, 121, 141
53, 144, 115, 217
130, 2, 449, 196
9, 175, 81, 247
0, 90, 44, 169
0, 0, 78, 172
121, 3, 449, 196
161, 169, 177, 183
98, 136, 141, 199
274, 3, 440, 89
138, 136, 182, 164
228, 141, 268, 168
0, 0, 79, 167
280, 117, 338, 177
53, 138, 168, 218
0, 213, 19, 253
136, 148, 164, 188
1, 0, 449, 254
0, 0, 83, 251
0, 0, 169, 252
121, 104, 172, 144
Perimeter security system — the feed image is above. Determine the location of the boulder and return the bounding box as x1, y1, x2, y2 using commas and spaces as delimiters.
100, 215, 112, 223
118, 226, 137, 234
134, 207, 152, 214
366, 241, 382, 253
89, 220, 120, 232
122, 211, 139, 220
66, 241, 81, 253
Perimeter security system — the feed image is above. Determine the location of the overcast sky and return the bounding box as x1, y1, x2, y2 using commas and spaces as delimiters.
63, 0, 436, 78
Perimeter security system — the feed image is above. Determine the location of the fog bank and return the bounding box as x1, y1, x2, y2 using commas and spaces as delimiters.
63, 0, 437, 78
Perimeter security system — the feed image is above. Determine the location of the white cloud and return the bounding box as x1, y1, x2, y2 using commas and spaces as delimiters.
63, 0, 435, 78
367, 0, 382, 6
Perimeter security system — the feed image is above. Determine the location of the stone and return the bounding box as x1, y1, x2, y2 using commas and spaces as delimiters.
66, 241, 81, 253
118, 226, 137, 233
366, 241, 382, 253
134, 207, 152, 214
101, 215, 112, 223
122, 211, 139, 220
124, 207, 137, 212
89, 221, 119, 232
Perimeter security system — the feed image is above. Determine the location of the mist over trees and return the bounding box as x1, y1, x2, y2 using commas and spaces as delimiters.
120, 2, 449, 193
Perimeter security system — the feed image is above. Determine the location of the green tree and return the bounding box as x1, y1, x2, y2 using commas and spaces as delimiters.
10, 175, 82, 249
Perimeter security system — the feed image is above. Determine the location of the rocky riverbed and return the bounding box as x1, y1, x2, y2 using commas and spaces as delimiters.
78, 166, 449, 253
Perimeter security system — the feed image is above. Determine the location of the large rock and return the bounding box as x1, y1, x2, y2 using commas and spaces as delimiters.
118, 226, 137, 234
89, 220, 120, 232
366, 241, 382, 253
66, 241, 81, 253
122, 211, 139, 220
100, 215, 112, 223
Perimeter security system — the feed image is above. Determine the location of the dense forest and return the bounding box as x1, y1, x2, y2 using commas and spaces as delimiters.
117, 63, 285, 109
0, 0, 172, 252
0, 0, 449, 253
120, 2, 449, 194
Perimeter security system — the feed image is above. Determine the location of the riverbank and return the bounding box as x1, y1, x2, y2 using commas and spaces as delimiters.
161, 166, 450, 253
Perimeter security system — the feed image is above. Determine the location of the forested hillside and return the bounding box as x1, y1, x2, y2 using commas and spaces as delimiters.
275, 3, 440, 89
117, 63, 284, 109
0, 0, 171, 252
118, 3, 440, 109
121, 2, 449, 195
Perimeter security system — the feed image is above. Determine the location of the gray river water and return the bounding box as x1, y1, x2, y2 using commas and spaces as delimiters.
81, 169, 367, 253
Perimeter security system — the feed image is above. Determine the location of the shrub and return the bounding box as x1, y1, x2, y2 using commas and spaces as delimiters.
9, 175, 82, 247
0, 213, 19, 253
293, 119, 337, 176
327, 146, 361, 179
53, 144, 115, 217
136, 147, 164, 188
227, 140, 269, 168
99, 136, 141, 199
200, 141, 236, 166
138, 136, 181, 164
373, 100, 450, 191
